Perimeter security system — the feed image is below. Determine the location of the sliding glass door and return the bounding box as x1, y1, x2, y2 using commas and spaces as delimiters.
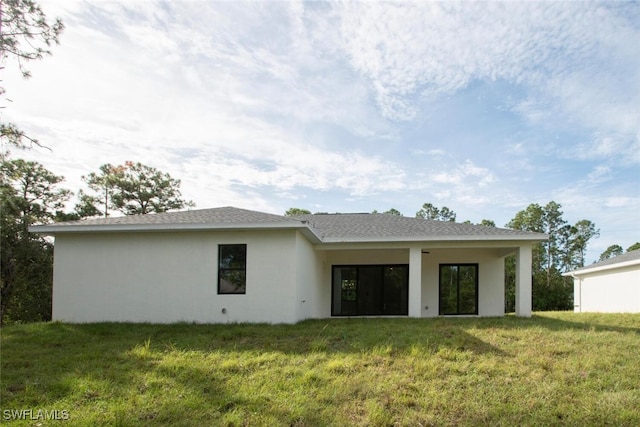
332, 265, 409, 316
439, 264, 478, 315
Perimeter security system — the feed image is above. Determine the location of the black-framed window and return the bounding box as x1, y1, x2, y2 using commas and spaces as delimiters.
332, 265, 409, 316
439, 264, 478, 315
218, 244, 246, 294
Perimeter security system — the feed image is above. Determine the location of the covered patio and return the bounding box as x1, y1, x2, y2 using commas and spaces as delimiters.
320, 241, 534, 318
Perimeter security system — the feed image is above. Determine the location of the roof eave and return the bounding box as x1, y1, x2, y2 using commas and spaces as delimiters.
563, 259, 640, 277
29, 221, 312, 236
319, 234, 548, 244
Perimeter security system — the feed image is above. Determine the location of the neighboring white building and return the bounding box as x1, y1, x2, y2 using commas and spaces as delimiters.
31, 207, 547, 323
565, 250, 640, 313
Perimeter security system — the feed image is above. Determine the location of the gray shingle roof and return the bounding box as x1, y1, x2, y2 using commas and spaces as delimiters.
31, 207, 547, 243
294, 213, 547, 242
30, 207, 308, 236
46, 206, 299, 227
570, 249, 640, 273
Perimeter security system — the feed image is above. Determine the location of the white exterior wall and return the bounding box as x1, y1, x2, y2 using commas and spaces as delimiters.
324, 249, 409, 266
52, 230, 301, 323
293, 232, 326, 320
574, 265, 640, 313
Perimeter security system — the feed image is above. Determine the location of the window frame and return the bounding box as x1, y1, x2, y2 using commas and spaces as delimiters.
438, 263, 479, 315
217, 244, 247, 295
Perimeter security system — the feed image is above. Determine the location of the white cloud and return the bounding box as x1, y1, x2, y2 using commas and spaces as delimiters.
431, 160, 495, 187
587, 165, 612, 183
570, 134, 640, 164
335, 2, 573, 117
409, 148, 445, 157
604, 196, 638, 209
404, 160, 498, 209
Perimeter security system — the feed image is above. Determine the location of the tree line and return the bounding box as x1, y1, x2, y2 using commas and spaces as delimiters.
286, 202, 638, 312
1, 0, 61, 324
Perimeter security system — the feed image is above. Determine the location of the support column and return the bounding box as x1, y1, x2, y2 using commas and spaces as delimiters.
515, 244, 532, 317
409, 246, 423, 318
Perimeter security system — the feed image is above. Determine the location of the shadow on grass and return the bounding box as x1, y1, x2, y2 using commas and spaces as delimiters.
472, 312, 640, 335
3, 313, 639, 360
110, 318, 511, 356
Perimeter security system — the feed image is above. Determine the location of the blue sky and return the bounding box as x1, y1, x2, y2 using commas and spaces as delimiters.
3, 0, 639, 263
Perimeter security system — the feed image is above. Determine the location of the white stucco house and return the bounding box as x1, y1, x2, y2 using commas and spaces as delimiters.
564, 249, 640, 313
31, 207, 547, 323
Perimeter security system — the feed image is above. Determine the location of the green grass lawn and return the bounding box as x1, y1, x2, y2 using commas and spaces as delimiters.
2, 312, 640, 426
